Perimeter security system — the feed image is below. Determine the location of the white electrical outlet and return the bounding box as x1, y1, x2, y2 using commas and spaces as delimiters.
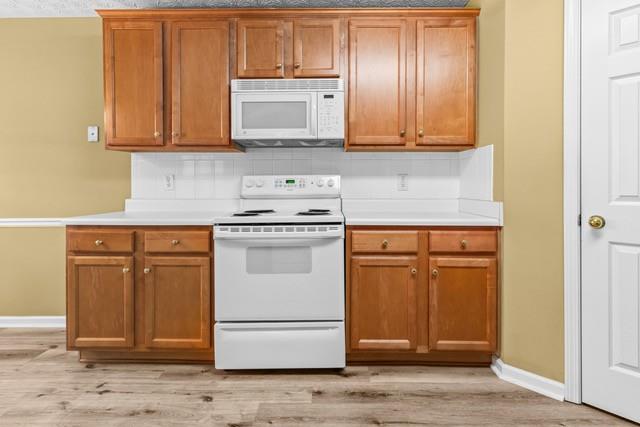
397, 174, 409, 191
87, 125, 99, 143
163, 174, 175, 191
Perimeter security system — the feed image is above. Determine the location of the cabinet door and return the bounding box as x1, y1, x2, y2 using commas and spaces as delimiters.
429, 257, 496, 352
237, 20, 284, 78
350, 256, 417, 351
67, 256, 134, 349
293, 19, 341, 77
143, 257, 211, 349
171, 21, 230, 147
104, 21, 163, 147
416, 18, 476, 146
348, 20, 407, 146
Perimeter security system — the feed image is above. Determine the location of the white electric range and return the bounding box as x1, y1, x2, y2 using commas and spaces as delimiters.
213, 175, 345, 370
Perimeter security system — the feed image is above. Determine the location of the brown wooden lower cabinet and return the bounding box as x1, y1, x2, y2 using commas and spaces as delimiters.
66, 226, 213, 363
347, 226, 500, 365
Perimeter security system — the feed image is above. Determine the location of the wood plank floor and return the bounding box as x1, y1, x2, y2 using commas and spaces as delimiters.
0, 329, 631, 426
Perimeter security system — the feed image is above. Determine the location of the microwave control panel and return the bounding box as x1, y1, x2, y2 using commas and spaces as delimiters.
317, 92, 345, 140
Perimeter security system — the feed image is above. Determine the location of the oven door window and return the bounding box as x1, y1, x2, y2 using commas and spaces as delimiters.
246, 246, 312, 274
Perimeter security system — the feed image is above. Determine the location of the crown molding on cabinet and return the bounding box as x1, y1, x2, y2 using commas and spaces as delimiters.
0, 1, 473, 18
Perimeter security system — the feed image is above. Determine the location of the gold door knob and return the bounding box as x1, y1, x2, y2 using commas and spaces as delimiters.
431, 269, 439, 278
382, 240, 389, 249
122, 267, 130, 273
400, 129, 406, 137
94, 240, 103, 246
588, 215, 606, 229
460, 240, 468, 250
144, 268, 151, 274
418, 129, 424, 137
275, 63, 283, 69
294, 63, 301, 69
171, 239, 180, 246
154, 131, 161, 137
411, 268, 417, 275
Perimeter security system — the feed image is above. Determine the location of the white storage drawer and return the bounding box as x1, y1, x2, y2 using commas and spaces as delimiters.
214, 322, 345, 369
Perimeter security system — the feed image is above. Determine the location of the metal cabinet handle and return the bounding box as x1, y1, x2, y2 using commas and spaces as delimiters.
122, 267, 130, 273
411, 268, 417, 275
381, 240, 389, 249
172, 131, 179, 137
432, 269, 439, 278
95, 240, 103, 246
144, 268, 151, 274
400, 129, 406, 137
460, 239, 468, 249
294, 63, 301, 69
153, 131, 161, 138
275, 63, 283, 69
418, 129, 424, 137
171, 239, 180, 246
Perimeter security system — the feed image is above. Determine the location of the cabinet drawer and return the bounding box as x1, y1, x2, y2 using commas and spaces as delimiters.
145, 231, 211, 253
351, 231, 418, 254
429, 230, 497, 253
67, 230, 134, 253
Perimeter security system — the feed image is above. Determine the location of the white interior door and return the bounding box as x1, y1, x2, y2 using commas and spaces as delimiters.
582, 0, 640, 422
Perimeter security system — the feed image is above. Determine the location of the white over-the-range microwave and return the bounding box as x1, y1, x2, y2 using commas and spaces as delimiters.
231, 78, 344, 148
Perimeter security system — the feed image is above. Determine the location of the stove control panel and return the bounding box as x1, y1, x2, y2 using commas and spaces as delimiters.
241, 175, 340, 198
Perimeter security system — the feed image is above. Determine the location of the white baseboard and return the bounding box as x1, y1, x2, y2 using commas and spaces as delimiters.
491, 356, 565, 401
0, 316, 66, 328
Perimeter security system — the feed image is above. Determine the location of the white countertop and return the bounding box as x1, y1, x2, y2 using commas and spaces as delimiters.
343, 210, 500, 226
63, 211, 224, 226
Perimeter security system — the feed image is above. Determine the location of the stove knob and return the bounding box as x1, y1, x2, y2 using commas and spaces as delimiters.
256, 180, 264, 188
327, 179, 335, 188
316, 179, 325, 187
245, 179, 255, 188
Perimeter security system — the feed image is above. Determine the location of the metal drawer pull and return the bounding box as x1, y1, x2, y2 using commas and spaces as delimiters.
381, 240, 389, 249
122, 267, 130, 273
432, 269, 439, 278
171, 239, 180, 246
411, 268, 417, 275
95, 240, 103, 246
144, 268, 151, 274
460, 239, 468, 249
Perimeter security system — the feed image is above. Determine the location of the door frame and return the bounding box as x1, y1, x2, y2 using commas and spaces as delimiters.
563, 0, 582, 404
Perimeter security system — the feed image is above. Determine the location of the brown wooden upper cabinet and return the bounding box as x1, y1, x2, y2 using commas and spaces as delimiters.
237, 18, 341, 79
104, 21, 163, 147
348, 19, 408, 146
171, 21, 230, 147
347, 17, 477, 150
416, 18, 476, 147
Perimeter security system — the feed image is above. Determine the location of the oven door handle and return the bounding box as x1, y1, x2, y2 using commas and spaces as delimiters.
214, 235, 343, 246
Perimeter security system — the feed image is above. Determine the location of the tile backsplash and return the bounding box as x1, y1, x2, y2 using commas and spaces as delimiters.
131, 146, 494, 201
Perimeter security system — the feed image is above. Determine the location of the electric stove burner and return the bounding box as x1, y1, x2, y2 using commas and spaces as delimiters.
244, 209, 275, 214
297, 211, 331, 216
232, 212, 260, 217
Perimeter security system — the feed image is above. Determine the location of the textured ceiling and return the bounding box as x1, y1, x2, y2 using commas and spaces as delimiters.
0, 0, 470, 18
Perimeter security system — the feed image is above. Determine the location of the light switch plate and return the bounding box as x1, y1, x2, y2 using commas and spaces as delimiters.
87, 125, 99, 143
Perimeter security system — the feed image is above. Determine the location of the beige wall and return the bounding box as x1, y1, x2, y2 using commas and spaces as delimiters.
501, 0, 565, 382
0, 10, 566, 383
0, 18, 129, 315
